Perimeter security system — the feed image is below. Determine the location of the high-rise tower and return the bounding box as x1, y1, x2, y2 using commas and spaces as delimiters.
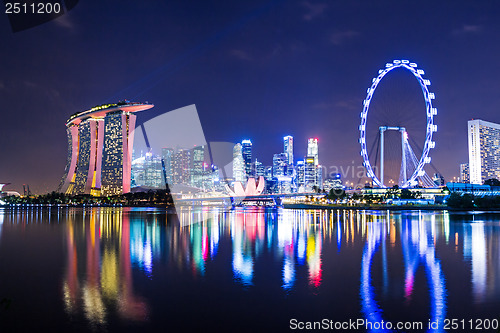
283, 136, 294, 166
161, 148, 174, 187
233, 143, 246, 183
241, 139, 253, 179
307, 138, 319, 166
460, 163, 470, 183
59, 101, 153, 196
272, 153, 287, 178
173, 149, 191, 185
190, 145, 205, 188
468, 119, 500, 184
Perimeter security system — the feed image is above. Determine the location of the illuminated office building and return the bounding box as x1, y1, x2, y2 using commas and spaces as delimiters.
255, 159, 265, 177
468, 119, 500, 184
323, 174, 343, 191
205, 164, 220, 191
131, 150, 163, 188
161, 148, 174, 187
306, 138, 321, 189
433, 173, 445, 187
307, 138, 319, 166
59, 102, 153, 196
273, 153, 287, 178
296, 160, 305, 186
241, 140, 253, 178
233, 144, 246, 183
173, 149, 191, 185
316, 165, 323, 189
264, 166, 273, 181
190, 145, 205, 188
283, 136, 294, 166
460, 163, 470, 183
304, 156, 317, 188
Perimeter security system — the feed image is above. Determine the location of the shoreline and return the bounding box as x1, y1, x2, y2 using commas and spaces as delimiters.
2, 203, 500, 213
283, 203, 500, 212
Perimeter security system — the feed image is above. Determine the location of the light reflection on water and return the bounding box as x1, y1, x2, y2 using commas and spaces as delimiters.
0, 207, 500, 332
360, 211, 446, 333
63, 208, 149, 326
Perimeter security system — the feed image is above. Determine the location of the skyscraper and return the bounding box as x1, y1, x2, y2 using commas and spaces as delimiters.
207, 165, 220, 191
296, 160, 305, 187
233, 143, 246, 183
432, 173, 445, 187
283, 136, 294, 166
306, 138, 321, 189
59, 101, 153, 196
190, 145, 205, 188
264, 166, 273, 181
307, 138, 319, 166
316, 165, 323, 189
131, 150, 163, 188
255, 159, 265, 177
468, 119, 500, 184
161, 148, 174, 187
460, 163, 470, 183
273, 153, 287, 178
241, 139, 253, 179
304, 156, 316, 189
173, 149, 191, 185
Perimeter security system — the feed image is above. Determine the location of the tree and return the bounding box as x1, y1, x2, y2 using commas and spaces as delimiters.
484, 178, 500, 186
446, 193, 474, 208
400, 189, 421, 199
328, 188, 346, 200
385, 185, 401, 199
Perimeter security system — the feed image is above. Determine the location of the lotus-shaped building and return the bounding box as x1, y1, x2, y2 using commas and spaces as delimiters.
226, 176, 265, 197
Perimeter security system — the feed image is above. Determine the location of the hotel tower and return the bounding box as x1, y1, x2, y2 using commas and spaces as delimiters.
59, 101, 154, 196
468, 119, 500, 184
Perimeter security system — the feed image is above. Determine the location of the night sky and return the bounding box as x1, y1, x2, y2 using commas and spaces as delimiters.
1, 0, 500, 194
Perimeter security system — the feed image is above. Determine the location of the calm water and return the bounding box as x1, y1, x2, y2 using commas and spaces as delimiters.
0, 207, 499, 332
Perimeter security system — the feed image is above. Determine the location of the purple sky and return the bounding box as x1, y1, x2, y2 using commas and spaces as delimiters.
1, 1, 500, 193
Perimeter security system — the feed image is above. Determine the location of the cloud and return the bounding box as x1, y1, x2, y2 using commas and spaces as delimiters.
302, 1, 328, 21
23, 80, 37, 88
229, 44, 286, 63
230, 49, 253, 61
452, 24, 483, 36
334, 99, 359, 111
54, 13, 75, 30
311, 102, 334, 110
330, 30, 359, 45
312, 99, 359, 111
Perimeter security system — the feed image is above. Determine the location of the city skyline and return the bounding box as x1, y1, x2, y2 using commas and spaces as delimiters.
131, 133, 327, 195
2, 1, 500, 193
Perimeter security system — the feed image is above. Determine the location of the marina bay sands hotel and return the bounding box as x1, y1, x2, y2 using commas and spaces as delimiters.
59, 101, 154, 196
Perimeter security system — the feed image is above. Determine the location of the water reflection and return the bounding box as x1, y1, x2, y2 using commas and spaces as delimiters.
1, 208, 500, 331
172, 208, 500, 309
63, 208, 148, 326
360, 212, 447, 332
231, 208, 262, 286
0, 211, 3, 240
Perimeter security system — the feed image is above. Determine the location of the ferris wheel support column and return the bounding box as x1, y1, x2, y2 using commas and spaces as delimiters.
401, 129, 407, 185
380, 127, 385, 187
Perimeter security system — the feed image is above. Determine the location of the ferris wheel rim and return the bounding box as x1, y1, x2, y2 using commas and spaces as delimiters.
359, 59, 437, 188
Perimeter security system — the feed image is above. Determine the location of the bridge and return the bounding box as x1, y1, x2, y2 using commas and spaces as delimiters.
173, 192, 324, 207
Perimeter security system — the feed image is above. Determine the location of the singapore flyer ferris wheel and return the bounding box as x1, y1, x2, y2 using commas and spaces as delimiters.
359, 59, 437, 188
